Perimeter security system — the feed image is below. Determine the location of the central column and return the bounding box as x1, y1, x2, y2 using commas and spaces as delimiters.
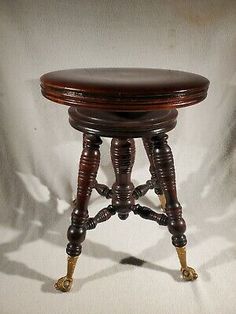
110, 138, 135, 220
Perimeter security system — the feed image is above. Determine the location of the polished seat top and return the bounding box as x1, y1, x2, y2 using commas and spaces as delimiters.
40, 68, 209, 111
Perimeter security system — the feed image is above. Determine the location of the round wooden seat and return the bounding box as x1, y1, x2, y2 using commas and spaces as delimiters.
40, 68, 209, 111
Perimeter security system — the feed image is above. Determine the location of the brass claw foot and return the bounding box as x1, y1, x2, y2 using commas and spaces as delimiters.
54, 255, 78, 292
176, 246, 198, 281
54, 276, 73, 292
181, 266, 198, 281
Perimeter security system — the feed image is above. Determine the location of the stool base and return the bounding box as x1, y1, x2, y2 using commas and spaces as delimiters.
55, 126, 197, 292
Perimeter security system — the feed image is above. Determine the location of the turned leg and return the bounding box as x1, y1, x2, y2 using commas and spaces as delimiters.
86, 205, 116, 230
55, 133, 102, 292
142, 138, 166, 210
94, 180, 113, 199
111, 138, 135, 220
151, 133, 198, 281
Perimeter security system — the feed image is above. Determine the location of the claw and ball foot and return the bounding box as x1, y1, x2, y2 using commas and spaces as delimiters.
176, 247, 198, 281
54, 256, 78, 292
181, 266, 198, 281
54, 276, 73, 292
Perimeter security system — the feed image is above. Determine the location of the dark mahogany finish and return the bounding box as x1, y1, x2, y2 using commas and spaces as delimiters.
41, 68, 209, 111
111, 138, 135, 220
94, 181, 113, 199
40, 67, 209, 291
86, 205, 116, 230
66, 134, 102, 257
133, 204, 168, 226
150, 134, 187, 247
143, 137, 163, 196
133, 179, 154, 199
68, 107, 178, 138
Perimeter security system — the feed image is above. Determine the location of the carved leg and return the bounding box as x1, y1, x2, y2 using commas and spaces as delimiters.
142, 138, 166, 210
151, 133, 197, 281
86, 205, 116, 230
111, 138, 135, 220
55, 133, 102, 292
133, 179, 154, 199
94, 180, 113, 199
133, 204, 168, 226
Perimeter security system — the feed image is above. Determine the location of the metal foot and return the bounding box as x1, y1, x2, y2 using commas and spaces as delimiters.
176, 247, 198, 281
181, 266, 198, 281
54, 256, 78, 292
158, 193, 166, 211
54, 276, 73, 292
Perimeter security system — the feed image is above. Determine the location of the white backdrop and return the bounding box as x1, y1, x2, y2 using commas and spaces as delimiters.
0, 1, 236, 313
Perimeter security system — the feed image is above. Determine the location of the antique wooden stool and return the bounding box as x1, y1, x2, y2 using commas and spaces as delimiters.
40, 68, 209, 292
